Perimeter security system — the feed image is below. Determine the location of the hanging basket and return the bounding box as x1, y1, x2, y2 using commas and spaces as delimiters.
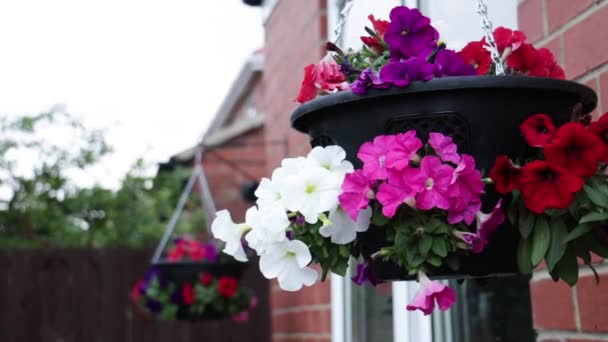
290, 75, 597, 280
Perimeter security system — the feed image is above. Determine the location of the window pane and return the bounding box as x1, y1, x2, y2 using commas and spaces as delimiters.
351, 283, 394, 342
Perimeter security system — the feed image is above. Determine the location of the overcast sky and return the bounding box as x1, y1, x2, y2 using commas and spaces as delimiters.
0, 0, 264, 188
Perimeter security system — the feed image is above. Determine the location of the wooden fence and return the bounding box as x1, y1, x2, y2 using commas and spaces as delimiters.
0, 248, 270, 342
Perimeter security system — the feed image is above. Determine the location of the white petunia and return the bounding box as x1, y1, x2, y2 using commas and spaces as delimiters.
211, 210, 249, 262
307, 145, 354, 178
244, 206, 290, 254
259, 239, 318, 291
254, 177, 284, 209
319, 206, 372, 244
280, 167, 342, 224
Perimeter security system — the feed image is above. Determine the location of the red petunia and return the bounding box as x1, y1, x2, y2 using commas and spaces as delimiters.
181, 283, 195, 305
588, 112, 608, 161
489, 155, 521, 194
200, 272, 213, 287
130, 280, 144, 303
520, 114, 557, 147
519, 161, 584, 213
368, 14, 389, 37
217, 277, 238, 298
296, 64, 318, 103
507, 43, 548, 77
544, 122, 605, 177
537, 48, 565, 79
167, 245, 185, 261
490, 26, 527, 53
458, 41, 492, 75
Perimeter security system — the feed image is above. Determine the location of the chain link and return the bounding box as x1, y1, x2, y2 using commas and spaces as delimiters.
333, 0, 354, 44
476, 0, 505, 75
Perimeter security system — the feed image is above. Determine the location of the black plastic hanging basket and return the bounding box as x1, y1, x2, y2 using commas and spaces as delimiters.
290, 75, 597, 280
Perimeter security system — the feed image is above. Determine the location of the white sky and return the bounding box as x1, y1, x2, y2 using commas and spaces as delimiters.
0, 0, 264, 188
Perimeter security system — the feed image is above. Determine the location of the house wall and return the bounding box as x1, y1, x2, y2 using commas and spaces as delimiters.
261, 1, 332, 342
519, 1, 608, 341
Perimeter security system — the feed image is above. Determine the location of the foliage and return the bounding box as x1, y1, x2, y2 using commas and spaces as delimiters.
0, 109, 205, 248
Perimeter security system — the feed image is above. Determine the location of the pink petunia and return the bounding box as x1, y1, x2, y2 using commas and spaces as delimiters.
376, 170, 416, 218
403, 156, 453, 210
406, 271, 457, 315
339, 170, 375, 220
447, 201, 481, 225
357, 135, 397, 180
428, 132, 461, 164
447, 154, 484, 221
474, 200, 505, 253
385, 130, 423, 171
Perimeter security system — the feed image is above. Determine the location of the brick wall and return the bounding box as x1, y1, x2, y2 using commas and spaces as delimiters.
519, 1, 608, 341
261, 1, 332, 341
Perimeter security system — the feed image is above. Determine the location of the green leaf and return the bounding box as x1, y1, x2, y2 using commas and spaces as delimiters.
583, 185, 608, 207
518, 204, 536, 239
371, 210, 389, 226
579, 211, 608, 224
508, 191, 520, 224
426, 255, 442, 267
551, 247, 579, 286
517, 237, 533, 274
445, 256, 461, 271
338, 245, 350, 258
545, 219, 568, 272
411, 254, 425, 267
589, 234, 608, 258
563, 223, 593, 244
431, 238, 448, 257
530, 216, 551, 267
332, 260, 348, 276
418, 235, 433, 256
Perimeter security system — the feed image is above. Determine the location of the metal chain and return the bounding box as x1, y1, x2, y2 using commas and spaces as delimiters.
333, 0, 354, 44
476, 0, 505, 75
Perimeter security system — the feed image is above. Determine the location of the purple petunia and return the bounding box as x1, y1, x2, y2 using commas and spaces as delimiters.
384, 6, 439, 60
351, 262, 379, 286
350, 68, 390, 95
434, 49, 477, 77
379, 57, 435, 88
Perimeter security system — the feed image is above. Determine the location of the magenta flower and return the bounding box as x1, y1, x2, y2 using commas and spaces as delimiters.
386, 130, 423, 171
406, 271, 457, 315
434, 49, 477, 77
474, 200, 505, 253
385, 6, 439, 59
357, 135, 397, 180
351, 262, 379, 286
403, 156, 453, 210
447, 200, 481, 225
377, 170, 416, 218
448, 155, 484, 217
428, 132, 461, 164
379, 57, 435, 87
350, 68, 390, 95
339, 170, 374, 220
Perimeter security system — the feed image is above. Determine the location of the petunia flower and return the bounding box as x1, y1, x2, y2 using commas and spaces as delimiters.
489, 155, 521, 194
428, 132, 461, 164
384, 6, 439, 59
489, 26, 526, 54
360, 15, 390, 53
537, 48, 565, 79
350, 68, 390, 95
244, 205, 290, 255
351, 262, 379, 286
130, 280, 145, 303
433, 49, 477, 77
385, 130, 423, 171
458, 41, 491, 75
404, 156, 454, 210
519, 114, 557, 147
544, 122, 605, 177
507, 43, 555, 77
474, 200, 505, 253
211, 210, 250, 262
357, 134, 397, 180
259, 239, 318, 292
519, 161, 584, 213
280, 167, 342, 224
338, 169, 375, 220
319, 206, 372, 244
255, 177, 284, 209
296, 64, 317, 103
447, 201, 481, 226
379, 57, 435, 87
217, 277, 239, 298
377, 169, 416, 218
588, 113, 608, 161
306, 145, 354, 179
448, 154, 484, 211
296, 55, 349, 103
406, 271, 457, 315
181, 283, 195, 305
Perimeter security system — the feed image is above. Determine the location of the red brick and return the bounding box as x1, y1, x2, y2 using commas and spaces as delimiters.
547, 0, 595, 33
576, 272, 608, 332
519, 0, 544, 42
564, 5, 608, 78
599, 70, 608, 116
530, 278, 576, 330
567, 339, 608, 342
